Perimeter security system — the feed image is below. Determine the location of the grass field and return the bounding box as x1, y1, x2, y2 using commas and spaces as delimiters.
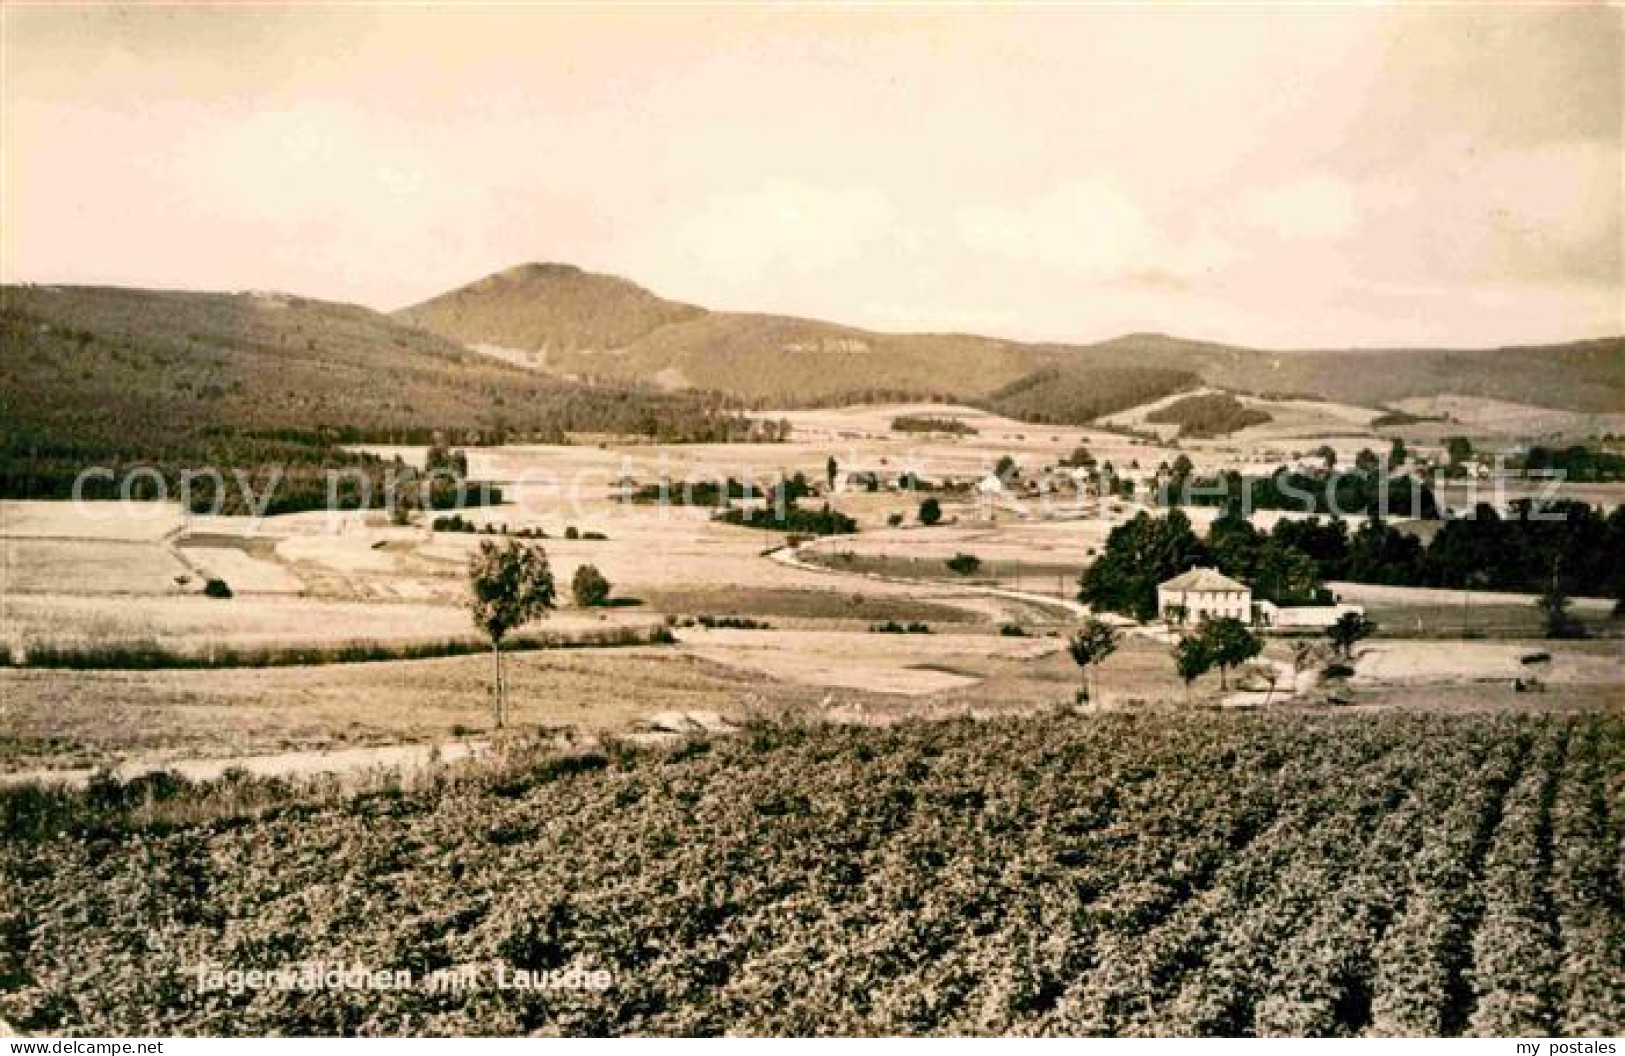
2, 710, 1619, 1036
0, 649, 837, 775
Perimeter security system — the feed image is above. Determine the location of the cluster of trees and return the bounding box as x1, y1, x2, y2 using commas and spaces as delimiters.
1166, 466, 1440, 519
1206, 512, 1328, 605
625, 410, 791, 444
1082, 502, 1625, 635
1516, 445, 1625, 482
1146, 393, 1272, 438
980, 366, 1198, 426
431, 514, 545, 539
717, 502, 857, 536
632, 474, 816, 509
1077, 510, 1209, 621
1278, 501, 1625, 601
890, 415, 978, 436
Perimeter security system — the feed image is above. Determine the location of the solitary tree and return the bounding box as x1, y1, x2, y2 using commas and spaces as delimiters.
1314, 445, 1337, 471
1446, 436, 1474, 468
467, 539, 557, 729
918, 497, 943, 526
1326, 610, 1377, 659
946, 552, 982, 576
1172, 634, 1214, 701
826, 456, 839, 490
1259, 664, 1282, 707
1067, 618, 1121, 705
1200, 616, 1263, 690
1291, 640, 1319, 676
1389, 437, 1408, 467
1538, 566, 1583, 639
571, 564, 612, 608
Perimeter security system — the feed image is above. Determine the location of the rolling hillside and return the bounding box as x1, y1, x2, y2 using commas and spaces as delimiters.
395, 265, 1061, 403
1053, 333, 1625, 416
0, 284, 736, 447
0, 285, 769, 507
398, 264, 1624, 415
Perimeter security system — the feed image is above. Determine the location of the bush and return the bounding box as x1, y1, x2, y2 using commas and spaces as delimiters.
571, 565, 612, 608
919, 497, 942, 526
564, 526, 580, 540
696, 614, 772, 630
945, 553, 982, 576
202, 578, 233, 599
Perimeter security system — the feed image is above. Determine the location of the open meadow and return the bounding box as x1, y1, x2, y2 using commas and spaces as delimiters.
5, 405, 1621, 782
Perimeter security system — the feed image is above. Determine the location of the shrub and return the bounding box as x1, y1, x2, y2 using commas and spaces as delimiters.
919, 497, 942, 526
564, 526, 580, 540
945, 553, 981, 576
571, 565, 612, 608
696, 614, 772, 630
202, 578, 233, 599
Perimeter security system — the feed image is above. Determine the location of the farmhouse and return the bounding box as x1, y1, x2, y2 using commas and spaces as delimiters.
1158, 567, 1252, 625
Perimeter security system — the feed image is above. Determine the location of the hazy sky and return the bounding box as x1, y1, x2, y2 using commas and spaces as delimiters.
4, 4, 1621, 348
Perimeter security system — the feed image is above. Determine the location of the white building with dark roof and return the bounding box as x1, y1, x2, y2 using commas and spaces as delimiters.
1158, 567, 1252, 626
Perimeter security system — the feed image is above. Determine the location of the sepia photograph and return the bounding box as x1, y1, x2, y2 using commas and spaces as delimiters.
1, 1, 1621, 1043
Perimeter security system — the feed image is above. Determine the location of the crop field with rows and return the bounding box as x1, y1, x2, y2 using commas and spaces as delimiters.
2, 711, 1620, 1036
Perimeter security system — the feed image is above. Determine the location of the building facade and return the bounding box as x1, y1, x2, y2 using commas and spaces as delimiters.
1157, 567, 1252, 625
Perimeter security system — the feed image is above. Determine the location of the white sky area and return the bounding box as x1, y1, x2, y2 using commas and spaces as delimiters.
3, 5, 1621, 348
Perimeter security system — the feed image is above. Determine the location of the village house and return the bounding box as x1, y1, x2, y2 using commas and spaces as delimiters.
1157, 567, 1252, 625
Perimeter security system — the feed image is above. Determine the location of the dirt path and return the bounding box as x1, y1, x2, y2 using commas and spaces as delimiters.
767, 543, 1096, 622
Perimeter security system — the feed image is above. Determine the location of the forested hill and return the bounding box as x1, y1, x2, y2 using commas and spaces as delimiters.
0, 284, 773, 508
397, 264, 1623, 413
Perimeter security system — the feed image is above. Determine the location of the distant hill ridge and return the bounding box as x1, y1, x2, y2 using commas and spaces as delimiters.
396, 264, 1624, 414
395, 262, 706, 356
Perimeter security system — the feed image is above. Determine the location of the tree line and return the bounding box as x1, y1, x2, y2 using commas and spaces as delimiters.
1080, 501, 1625, 623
